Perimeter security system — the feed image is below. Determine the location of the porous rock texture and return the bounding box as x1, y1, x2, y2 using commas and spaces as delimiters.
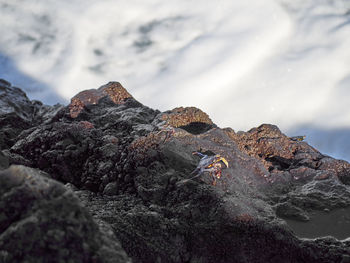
69, 82, 133, 118
1, 79, 350, 263
0, 79, 63, 150
160, 107, 215, 134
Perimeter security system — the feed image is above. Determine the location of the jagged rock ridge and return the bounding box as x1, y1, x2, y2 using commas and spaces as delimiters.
1, 79, 350, 263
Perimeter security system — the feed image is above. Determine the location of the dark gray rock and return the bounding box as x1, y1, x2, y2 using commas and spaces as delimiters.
103, 181, 119, 196
0, 79, 64, 149
31, 100, 65, 124
0, 79, 34, 121
75, 183, 350, 263
0, 111, 31, 149
275, 202, 310, 221
8, 83, 159, 193
0, 165, 130, 263
0, 150, 9, 170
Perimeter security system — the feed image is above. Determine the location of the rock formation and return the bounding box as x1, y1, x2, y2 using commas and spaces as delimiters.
1, 79, 350, 263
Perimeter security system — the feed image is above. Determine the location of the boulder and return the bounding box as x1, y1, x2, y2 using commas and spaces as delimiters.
158, 106, 215, 134
0, 165, 130, 263
69, 81, 133, 118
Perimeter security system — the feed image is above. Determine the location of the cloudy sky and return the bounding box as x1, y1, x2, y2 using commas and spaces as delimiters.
1, 0, 350, 160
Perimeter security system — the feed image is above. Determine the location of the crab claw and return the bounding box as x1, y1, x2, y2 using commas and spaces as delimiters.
192, 151, 206, 158
218, 157, 229, 168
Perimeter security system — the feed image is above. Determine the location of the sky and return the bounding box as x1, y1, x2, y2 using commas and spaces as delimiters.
1, 0, 350, 160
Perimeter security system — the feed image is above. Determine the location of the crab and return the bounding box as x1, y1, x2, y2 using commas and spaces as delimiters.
190, 151, 229, 185
289, 135, 306, 142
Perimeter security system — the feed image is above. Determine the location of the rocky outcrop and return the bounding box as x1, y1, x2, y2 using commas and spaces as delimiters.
224, 124, 350, 223
10, 86, 158, 192
160, 107, 215, 134
0, 79, 33, 150
0, 79, 35, 121
225, 124, 350, 183
0, 79, 63, 150
69, 81, 133, 118
0, 165, 130, 263
1, 79, 350, 263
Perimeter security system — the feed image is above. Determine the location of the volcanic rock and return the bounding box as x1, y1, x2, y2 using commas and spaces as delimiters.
69, 81, 133, 118
0, 79, 32, 149
2, 79, 350, 263
0, 150, 9, 170
0, 79, 34, 121
0, 79, 64, 149
10, 83, 159, 192
159, 106, 215, 134
0, 165, 130, 263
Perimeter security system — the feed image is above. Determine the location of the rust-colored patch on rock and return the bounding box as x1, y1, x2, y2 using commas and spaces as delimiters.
160, 107, 213, 128
99, 82, 132, 105
235, 213, 254, 222
78, 121, 95, 129
318, 158, 350, 184
224, 124, 298, 170
128, 132, 166, 166
69, 82, 132, 118
224, 124, 350, 183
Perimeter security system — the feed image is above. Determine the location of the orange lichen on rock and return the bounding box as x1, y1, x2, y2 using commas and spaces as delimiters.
128, 132, 166, 164
224, 124, 299, 170
160, 107, 213, 128
69, 96, 88, 119
78, 121, 95, 129
69, 82, 132, 118
99, 82, 132, 105
129, 133, 160, 152
317, 158, 350, 184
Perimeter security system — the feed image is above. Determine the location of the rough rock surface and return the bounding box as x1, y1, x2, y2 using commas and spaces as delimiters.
160, 107, 215, 134
0, 165, 130, 263
0, 79, 63, 150
224, 124, 350, 221
10, 87, 158, 192
1, 79, 350, 263
69, 81, 133, 118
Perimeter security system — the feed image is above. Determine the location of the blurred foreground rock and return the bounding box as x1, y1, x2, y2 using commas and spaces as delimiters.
0, 165, 130, 263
